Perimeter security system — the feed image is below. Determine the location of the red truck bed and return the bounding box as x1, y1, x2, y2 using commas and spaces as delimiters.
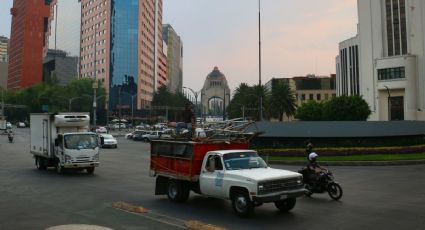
150, 140, 249, 181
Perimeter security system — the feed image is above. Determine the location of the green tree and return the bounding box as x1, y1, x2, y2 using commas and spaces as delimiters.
265, 81, 297, 121
295, 100, 324, 121
152, 85, 189, 121
227, 83, 267, 120
323, 95, 371, 121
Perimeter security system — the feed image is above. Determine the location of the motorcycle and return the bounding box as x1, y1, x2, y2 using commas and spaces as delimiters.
8, 133, 14, 143
298, 167, 343, 201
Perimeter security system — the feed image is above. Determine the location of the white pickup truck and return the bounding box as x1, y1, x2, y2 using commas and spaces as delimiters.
150, 141, 305, 216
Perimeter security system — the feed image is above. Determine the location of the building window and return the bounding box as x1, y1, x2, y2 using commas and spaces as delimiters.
325, 94, 329, 100
317, 94, 321, 100
378, 67, 406, 80
301, 94, 305, 101
385, 0, 408, 56
309, 94, 313, 100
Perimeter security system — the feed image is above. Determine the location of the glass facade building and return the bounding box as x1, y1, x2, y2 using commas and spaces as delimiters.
109, 0, 139, 111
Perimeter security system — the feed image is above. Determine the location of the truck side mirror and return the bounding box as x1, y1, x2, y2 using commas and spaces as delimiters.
54, 138, 59, 147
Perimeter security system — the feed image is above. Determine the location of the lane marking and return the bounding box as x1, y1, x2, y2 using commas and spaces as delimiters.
185, 220, 228, 230
46, 224, 113, 230
112, 201, 148, 213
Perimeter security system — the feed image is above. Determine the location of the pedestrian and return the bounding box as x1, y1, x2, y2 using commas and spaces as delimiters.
176, 102, 196, 139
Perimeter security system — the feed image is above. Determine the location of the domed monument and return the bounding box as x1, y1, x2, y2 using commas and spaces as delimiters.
201, 67, 231, 119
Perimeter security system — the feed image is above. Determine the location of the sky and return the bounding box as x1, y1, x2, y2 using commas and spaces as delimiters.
0, 0, 358, 93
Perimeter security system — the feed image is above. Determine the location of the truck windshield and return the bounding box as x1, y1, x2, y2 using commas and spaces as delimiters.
223, 152, 268, 170
64, 134, 98, 150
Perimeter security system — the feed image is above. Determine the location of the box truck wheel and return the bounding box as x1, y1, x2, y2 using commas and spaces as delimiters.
167, 180, 189, 202
35, 157, 47, 170
86, 167, 95, 174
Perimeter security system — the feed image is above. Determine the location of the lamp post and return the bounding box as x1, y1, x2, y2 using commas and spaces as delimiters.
258, 0, 263, 121
92, 24, 98, 130
384, 86, 391, 121
183, 86, 199, 117
223, 88, 230, 121
122, 92, 137, 128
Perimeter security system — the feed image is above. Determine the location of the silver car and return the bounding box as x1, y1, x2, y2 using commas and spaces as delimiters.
100, 134, 118, 148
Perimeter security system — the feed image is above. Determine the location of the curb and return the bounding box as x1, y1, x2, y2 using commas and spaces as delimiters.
268, 159, 425, 166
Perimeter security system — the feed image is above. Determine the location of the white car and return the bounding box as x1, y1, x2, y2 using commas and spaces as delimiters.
112, 123, 126, 129
96, 126, 107, 133
141, 131, 162, 142
6, 122, 12, 129
100, 134, 118, 148
17, 122, 26, 128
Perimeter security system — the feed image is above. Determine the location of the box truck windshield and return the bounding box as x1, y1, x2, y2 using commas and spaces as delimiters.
64, 134, 98, 149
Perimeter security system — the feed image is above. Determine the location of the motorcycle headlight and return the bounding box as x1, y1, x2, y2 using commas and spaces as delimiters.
297, 177, 303, 185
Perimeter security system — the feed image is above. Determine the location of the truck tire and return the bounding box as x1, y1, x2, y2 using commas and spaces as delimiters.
232, 192, 254, 217
274, 198, 296, 212
167, 180, 190, 202
35, 157, 47, 170
86, 167, 95, 174
56, 162, 64, 174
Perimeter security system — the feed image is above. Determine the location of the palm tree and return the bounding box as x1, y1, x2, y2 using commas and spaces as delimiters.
266, 81, 297, 121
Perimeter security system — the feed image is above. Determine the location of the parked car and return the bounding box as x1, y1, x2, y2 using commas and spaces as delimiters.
141, 131, 163, 142
99, 134, 118, 148
112, 123, 126, 129
95, 126, 107, 133
132, 131, 150, 141
16, 122, 26, 128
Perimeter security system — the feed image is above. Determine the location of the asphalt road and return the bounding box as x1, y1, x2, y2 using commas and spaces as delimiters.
1, 128, 425, 230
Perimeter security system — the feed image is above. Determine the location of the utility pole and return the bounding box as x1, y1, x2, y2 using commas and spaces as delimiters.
258, 0, 263, 121
93, 25, 98, 129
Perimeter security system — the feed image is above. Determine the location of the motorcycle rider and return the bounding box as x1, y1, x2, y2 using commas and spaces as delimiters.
307, 152, 327, 187
7, 130, 14, 143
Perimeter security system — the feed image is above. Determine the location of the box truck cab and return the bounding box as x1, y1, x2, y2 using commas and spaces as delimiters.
30, 113, 101, 174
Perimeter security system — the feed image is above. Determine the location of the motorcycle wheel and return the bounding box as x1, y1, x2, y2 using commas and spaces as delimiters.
327, 182, 343, 201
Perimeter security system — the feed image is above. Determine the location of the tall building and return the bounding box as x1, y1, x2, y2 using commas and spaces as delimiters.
337, 0, 425, 121
336, 35, 360, 96
163, 24, 183, 93
0, 36, 9, 88
80, 0, 166, 113
43, 0, 81, 84
0, 36, 9, 63
8, 0, 52, 89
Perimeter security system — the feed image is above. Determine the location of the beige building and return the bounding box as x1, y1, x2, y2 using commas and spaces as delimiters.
265, 75, 336, 121
80, 0, 165, 112
0, 36, 8, 88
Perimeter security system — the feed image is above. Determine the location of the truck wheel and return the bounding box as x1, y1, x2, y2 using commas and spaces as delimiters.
86, 167, 95, 174
35, 157, 47, 170
167, 180, 190, 202
56, 162, 64, 174
274, 198, 296, 212
232, 192, 254, 217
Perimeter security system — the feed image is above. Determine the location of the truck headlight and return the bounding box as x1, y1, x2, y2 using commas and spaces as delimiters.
65, 154, 72, 163
297, 177, 303, 185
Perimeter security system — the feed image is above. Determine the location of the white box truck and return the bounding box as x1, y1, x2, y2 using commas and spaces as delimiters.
30, 113, 101, 174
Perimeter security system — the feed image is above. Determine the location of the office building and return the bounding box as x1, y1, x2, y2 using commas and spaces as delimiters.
163, 24, 183, 93
43, 0, 81, 84
337, 0, 425, 121
8, 0, 52, 89
80, 0, 166, 112
0, 36, 8, 63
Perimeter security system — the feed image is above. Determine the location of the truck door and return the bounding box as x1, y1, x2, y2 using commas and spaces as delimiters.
200, 154, 225, 198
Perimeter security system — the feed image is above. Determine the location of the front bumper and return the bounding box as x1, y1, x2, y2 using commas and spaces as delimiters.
252, 188, 306, 203
63, 162, 100, 169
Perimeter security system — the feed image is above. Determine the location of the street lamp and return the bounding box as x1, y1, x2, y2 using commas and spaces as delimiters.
384, 86, 391, 121
258, 0, 263, 121
183, 86, 200, 117
121, 92, 137, 128
223, 88, 230, 121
